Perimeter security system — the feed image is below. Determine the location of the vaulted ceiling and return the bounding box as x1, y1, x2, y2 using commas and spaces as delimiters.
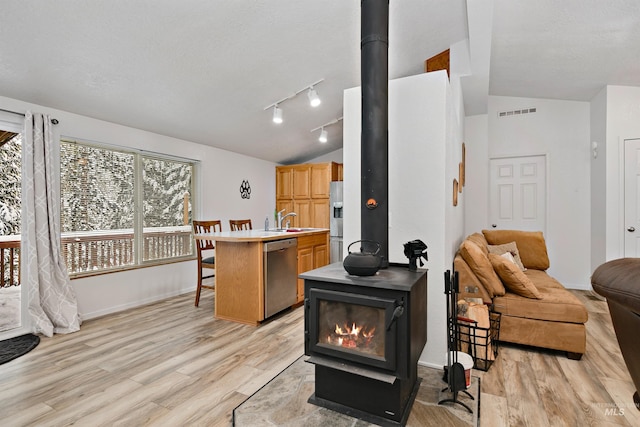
1, 1, 639, 164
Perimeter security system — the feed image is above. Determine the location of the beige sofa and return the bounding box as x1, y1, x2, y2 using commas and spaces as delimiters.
454, 230, 588, 359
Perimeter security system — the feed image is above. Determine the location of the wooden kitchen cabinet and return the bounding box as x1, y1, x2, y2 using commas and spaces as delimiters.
313, 243, 328, 268
311, 163, 338, 198
276, 199, 293, 224
292, 165, 311, 199
276, 161, 342, 229
293, 199, 312, 228
296, 233, 330, 302
276, 166, 293, 199
207, 229, 329, 325
297, 247, 314, 301
312, 199, 330, 229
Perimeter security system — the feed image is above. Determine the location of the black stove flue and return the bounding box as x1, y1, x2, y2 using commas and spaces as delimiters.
361, 0, 389, 268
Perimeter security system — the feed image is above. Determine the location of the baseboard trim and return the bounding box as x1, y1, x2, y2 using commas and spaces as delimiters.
79, 287, 194, 321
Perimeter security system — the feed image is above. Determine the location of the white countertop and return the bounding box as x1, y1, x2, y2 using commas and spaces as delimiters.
194, 228, 329, 242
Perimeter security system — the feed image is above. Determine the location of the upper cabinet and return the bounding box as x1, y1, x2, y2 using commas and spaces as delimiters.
292, 165, 311, 199
276, 161, 342, 229
276, 167, 293, 199
311, 162, 339, 198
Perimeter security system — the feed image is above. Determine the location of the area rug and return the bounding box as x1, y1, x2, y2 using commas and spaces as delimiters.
0, 333, 40, 365
233, 356, 479, 427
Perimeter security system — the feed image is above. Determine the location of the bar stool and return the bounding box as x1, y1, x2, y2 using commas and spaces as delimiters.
229, 219, 252, 231
192, 220, 221, 307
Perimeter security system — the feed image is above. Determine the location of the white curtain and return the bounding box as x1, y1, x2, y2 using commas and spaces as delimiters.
22, 111, 80, 337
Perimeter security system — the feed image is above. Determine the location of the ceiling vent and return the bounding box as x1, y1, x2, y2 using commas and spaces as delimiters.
498, 107, 537, 118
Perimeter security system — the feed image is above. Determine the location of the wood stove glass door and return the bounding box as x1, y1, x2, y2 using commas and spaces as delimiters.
308, 288, 398, 370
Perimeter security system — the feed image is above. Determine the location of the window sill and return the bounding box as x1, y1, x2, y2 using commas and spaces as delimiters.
69, 256, 197, 280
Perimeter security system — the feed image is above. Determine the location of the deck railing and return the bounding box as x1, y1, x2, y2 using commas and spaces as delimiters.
0, 236, 20, 288
0, 226, 194, 282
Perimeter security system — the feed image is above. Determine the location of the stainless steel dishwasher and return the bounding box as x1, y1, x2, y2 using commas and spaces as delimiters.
263, 238, 297, 318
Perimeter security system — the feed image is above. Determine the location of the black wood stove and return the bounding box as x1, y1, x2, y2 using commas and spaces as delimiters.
301, 1, 428, 424
302, 263, 427, 426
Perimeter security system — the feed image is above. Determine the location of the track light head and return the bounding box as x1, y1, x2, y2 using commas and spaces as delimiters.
272, 106, 283, 124
319, 128, 328, 143
308, 87, 321, 107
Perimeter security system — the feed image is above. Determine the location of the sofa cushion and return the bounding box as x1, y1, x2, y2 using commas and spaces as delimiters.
488, 253, 541, 299
492, 270, 588, 323
454, 254, 493, 303
482, 229, 550, 270
466, 233, 489, 255
487, 241, 526, 271
459, 240, 505, 297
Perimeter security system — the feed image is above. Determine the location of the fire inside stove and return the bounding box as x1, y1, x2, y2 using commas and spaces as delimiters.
318, 300, 385, 358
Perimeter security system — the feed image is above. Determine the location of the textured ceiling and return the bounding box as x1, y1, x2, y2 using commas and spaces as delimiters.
490, 0, 640, 101
0, 0, 467, 164
2, 1, 639, 164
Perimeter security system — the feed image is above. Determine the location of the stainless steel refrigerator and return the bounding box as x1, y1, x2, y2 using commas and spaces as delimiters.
329, 181, 343, 263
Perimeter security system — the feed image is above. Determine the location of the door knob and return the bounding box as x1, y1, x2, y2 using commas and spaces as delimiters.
628, 226, 636, 232
492, 224, 497, 228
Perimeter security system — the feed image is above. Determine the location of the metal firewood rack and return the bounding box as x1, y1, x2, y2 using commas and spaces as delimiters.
454, 308, 501, 372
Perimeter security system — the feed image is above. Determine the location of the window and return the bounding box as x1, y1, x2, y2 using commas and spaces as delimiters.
60, 140, 195, 276
0, 130, 21, 237
0, 127, 22, 333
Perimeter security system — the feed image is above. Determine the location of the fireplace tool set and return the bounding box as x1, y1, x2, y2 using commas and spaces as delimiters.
439, 270, 475, 413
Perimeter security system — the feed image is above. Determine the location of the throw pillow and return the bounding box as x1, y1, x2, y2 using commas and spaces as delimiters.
466, 233, 489, 255
488, 253, 542, 299
500, 251, 516, 264
459, 240, 506, 298
488, 242, 526, 271
482, 230, 550, 270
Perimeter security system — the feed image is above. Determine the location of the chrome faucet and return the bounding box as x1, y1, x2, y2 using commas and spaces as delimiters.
277, 209, 297, 229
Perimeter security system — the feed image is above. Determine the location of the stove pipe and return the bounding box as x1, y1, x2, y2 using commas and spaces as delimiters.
361, 0, 389, 268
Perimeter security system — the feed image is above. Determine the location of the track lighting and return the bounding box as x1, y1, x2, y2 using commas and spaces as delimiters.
264, 79, 324, 123
308, 87, 321, 107
311, 117, 343, 144
272, 106, 283, 124
319, 128, 328, 143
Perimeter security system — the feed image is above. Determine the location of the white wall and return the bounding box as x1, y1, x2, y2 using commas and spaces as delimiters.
603, 86, 640, 261
487, 96, 591, 289
307, 148, 343, 164
343, 71, 464, 367
590, 87, 607, 273
0, 95, 277, 320
463, 114, 489, 234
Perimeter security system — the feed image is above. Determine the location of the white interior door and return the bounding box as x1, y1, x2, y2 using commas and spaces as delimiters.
624, 138, 640, 256
489, 155, 546, 232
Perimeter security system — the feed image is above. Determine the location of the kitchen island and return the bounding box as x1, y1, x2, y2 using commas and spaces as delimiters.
195, 228, 329, 325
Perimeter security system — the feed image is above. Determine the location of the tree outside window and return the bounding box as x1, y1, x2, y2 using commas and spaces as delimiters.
60, 140, 195, 275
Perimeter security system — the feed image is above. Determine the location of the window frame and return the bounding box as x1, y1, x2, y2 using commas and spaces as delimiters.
60, 138, 199, 278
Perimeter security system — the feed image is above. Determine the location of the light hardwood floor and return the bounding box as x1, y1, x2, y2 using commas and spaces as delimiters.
478, 291, 640, 427
0, 289, 638, 426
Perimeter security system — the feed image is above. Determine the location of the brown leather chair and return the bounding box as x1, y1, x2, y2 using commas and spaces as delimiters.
192, 220, 221, 307
592, 258, 640, 411
229, 219, 252, 231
